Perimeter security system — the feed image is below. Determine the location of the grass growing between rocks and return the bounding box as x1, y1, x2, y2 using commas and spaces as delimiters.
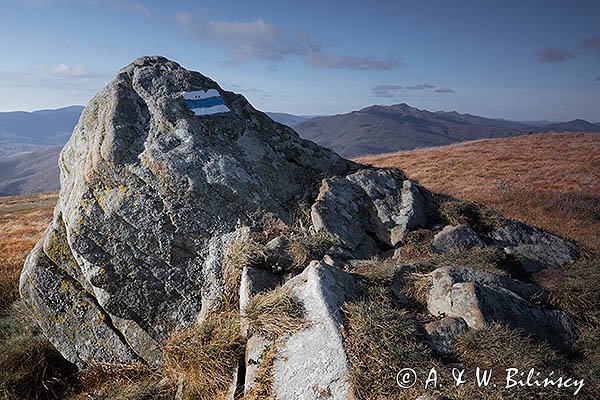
222, 233, 266, 302
68, 362, 173, 400
244, 285, 308, 340
287, 231, 333, 269
342, 285, 436, 400
242, 342, 278, 400
163, 310, 245, 400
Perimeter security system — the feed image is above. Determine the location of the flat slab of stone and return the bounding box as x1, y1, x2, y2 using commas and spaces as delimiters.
271, 261, 358, 400
491, 220, 579, 272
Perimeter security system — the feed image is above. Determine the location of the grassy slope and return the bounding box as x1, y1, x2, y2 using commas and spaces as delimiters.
357, 132, 600, 250
0, 192, 57, 307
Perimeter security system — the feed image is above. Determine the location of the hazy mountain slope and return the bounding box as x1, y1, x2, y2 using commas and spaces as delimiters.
266, 112, 313, 126
0, 106, 83, 157
0, 146, 61, 196
292, 103, 600, 157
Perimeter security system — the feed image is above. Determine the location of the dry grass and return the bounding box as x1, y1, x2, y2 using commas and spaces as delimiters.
341, 285, 435, 400
163, 310, 244, 400
288, 231, 334, 269
0, 300, 77, 399
222, 234, 266, 303
242, 342, 277, 400
358, 133, 600, 250
244, 286, 308, 340
0, 192, 57, 308
68, 361, 174, 400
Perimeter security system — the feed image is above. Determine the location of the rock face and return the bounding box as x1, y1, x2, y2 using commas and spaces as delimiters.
432, 224, 484, 254
311, 168, 427, 258
427, 266, 575, 349
491, 220, 580, 272
19, 56, 356, 367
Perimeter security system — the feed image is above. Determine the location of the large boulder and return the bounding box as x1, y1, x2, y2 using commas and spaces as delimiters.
427, 266, 575, 349
491, 220, 580, 272
311, 168, 428, 258
20, 56, 357, 367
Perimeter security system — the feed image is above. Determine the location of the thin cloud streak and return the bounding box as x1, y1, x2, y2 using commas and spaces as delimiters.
535, 47, 574, 62
372, 83, 454, 97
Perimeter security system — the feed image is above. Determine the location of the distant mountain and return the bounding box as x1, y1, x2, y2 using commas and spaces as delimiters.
0, 146, 61, 196
266, 112, 313, 126
0, 106, 83, 157
536, 119, 600, 133
291, 104, 600, 157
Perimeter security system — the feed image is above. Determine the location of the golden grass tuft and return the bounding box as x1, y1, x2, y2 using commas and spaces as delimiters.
244, 286, 308, 340
163, 311, 244, 400
288, 231, 334, 269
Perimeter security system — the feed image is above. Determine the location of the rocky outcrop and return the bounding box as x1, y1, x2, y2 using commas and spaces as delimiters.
311, 168, 428, 258
491, 220, 580, 272
427, 266, 575, 349
20, 56, 357, 367
432, 224, 484, 254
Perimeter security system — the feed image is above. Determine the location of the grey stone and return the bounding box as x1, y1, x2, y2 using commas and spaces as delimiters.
271, 261, 358, 400
265, 236, 293, 272
491, 220, 580, 272
20, 56, 357, 367
424, 317, 468, 355
311, 168, 428, 258
432, 224, 484, 254
427, 266, 575, 349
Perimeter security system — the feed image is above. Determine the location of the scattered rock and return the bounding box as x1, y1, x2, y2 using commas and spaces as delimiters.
432, 224, 484, 254
265, 237, 293, 272
270, 261, 358, 400
427, 266, 575, 349
424, 317, 469, 355
19, 56, 356, 367
311, 168, 428, 258
491, 220, 580, 272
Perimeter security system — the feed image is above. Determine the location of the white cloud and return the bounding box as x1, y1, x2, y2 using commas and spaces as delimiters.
175, 14, 401, 71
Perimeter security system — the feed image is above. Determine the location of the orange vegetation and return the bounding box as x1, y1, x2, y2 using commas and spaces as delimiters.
358, 133, 600, 250
0, 192, 57, 307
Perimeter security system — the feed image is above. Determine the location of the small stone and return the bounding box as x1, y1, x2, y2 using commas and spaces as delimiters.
431, 224, 484, 254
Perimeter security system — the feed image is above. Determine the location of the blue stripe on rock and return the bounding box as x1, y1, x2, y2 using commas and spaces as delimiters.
185, 96, 225, 109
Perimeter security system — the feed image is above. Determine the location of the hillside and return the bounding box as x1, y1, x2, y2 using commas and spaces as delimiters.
358, 132, 600, 250
0, 106, 83, 157
292, 103, 600, 157
0, 146, 62, 196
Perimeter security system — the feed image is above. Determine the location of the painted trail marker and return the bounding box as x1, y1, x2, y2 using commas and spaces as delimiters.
183, 89, 231, 116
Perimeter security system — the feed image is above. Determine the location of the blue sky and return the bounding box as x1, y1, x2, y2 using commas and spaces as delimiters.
1, 0, 599, 121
